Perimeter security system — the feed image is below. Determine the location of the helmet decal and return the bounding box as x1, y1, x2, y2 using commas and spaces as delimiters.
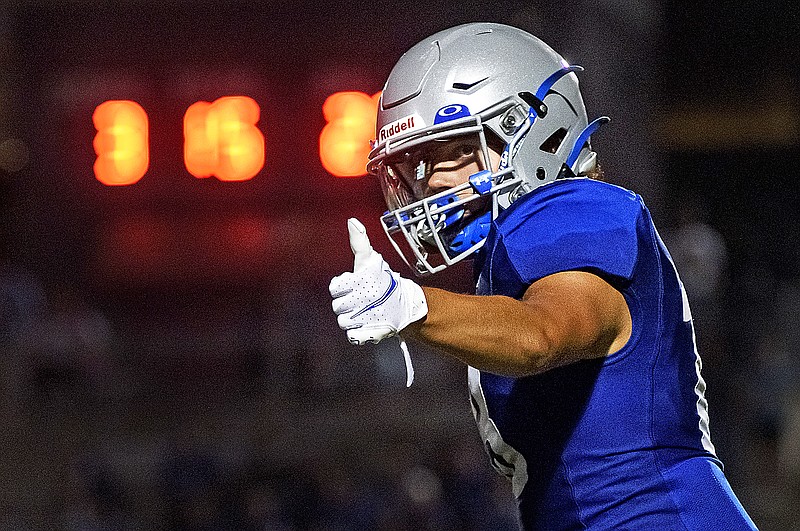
469, 170, 493, 195
433, 104, 472, 124
378, 113, 425, 143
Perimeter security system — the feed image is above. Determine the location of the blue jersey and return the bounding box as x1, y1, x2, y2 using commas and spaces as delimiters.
469, 178, 756, 530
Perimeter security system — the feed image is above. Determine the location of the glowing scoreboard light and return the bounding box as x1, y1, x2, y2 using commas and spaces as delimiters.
92, 100, 150, 186
319, 91, 380, 177
183, 96, 265, 182
91, 92, 382, 185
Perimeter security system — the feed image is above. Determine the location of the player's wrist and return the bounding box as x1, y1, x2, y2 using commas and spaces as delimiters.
398, 277, 428, 331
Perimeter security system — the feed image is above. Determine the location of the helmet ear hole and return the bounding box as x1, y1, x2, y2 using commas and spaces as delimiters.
536, 168, 546, 180
539, 128, 568, 154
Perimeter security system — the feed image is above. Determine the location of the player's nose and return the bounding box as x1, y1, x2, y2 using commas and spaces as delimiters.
426, 167, 471, 195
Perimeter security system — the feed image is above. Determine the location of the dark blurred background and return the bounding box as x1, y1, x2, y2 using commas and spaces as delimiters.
0, 1, 798, 529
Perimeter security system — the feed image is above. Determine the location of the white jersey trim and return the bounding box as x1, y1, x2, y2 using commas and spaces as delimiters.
468, 366, 529, 497
658, 228, 716, 455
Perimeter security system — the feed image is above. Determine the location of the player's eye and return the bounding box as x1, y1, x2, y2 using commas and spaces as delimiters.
431, 142, 475, 165
445, 143, 476, 161
458, 143, 475, 157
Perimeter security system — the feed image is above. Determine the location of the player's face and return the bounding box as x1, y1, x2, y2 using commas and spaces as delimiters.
425, 138, 502, 197
377, 134, 505, 267
386, 136, 502, 202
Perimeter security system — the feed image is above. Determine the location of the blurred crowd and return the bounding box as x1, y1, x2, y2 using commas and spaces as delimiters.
0, 260, 519, 530
1, 204, 799, 530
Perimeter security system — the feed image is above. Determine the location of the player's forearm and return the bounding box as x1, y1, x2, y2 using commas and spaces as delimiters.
405, 286, 557, 377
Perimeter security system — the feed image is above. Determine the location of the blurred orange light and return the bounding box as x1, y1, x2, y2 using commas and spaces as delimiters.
184, 96, 265, 182
92, 100, 149, 186
319, 91, 380, 177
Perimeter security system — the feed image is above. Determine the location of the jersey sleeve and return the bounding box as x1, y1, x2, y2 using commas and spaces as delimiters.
496, 179, 642, 286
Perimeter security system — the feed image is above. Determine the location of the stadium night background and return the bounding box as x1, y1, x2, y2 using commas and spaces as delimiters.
0, 0, 798, 528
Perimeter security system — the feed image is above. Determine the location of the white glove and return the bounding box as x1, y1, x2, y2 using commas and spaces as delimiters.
329, 218, 428, 346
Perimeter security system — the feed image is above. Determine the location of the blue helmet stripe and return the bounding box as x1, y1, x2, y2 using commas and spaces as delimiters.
566, 116, 611, 170
534, 64, 584, 102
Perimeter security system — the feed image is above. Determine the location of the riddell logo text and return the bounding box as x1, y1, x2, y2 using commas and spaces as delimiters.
378, 115, 421, 142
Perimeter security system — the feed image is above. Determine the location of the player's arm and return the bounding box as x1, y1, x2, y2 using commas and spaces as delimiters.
330, 218, 631, 378
405, 271, 631, 377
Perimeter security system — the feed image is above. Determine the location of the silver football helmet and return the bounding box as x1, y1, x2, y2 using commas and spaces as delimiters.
368, 22, 609, 275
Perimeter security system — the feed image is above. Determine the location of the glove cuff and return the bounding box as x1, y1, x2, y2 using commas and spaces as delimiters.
399, 278, 428, 331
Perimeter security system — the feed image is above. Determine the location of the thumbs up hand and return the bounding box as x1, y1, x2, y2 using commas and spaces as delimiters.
329, 218, 428, 346
347, 218, 375, 272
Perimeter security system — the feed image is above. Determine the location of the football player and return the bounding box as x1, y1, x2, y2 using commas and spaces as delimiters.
329, 22, 757, 529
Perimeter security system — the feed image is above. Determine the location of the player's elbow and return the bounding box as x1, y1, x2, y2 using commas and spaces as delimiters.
511, 331, 558, 377
514, 327, 613, 376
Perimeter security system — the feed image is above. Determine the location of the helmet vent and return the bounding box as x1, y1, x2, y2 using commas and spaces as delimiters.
452, 77, 489, 91
536, 168, 546, 180
539, 128, 567, 154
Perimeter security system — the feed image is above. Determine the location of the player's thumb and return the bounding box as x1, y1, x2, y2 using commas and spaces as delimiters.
348, 218, 373, 272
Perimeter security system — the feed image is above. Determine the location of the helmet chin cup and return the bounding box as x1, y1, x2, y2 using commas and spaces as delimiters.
416, 193, 464, 246
414, 184, 493, 256
449, 210, 492, 253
